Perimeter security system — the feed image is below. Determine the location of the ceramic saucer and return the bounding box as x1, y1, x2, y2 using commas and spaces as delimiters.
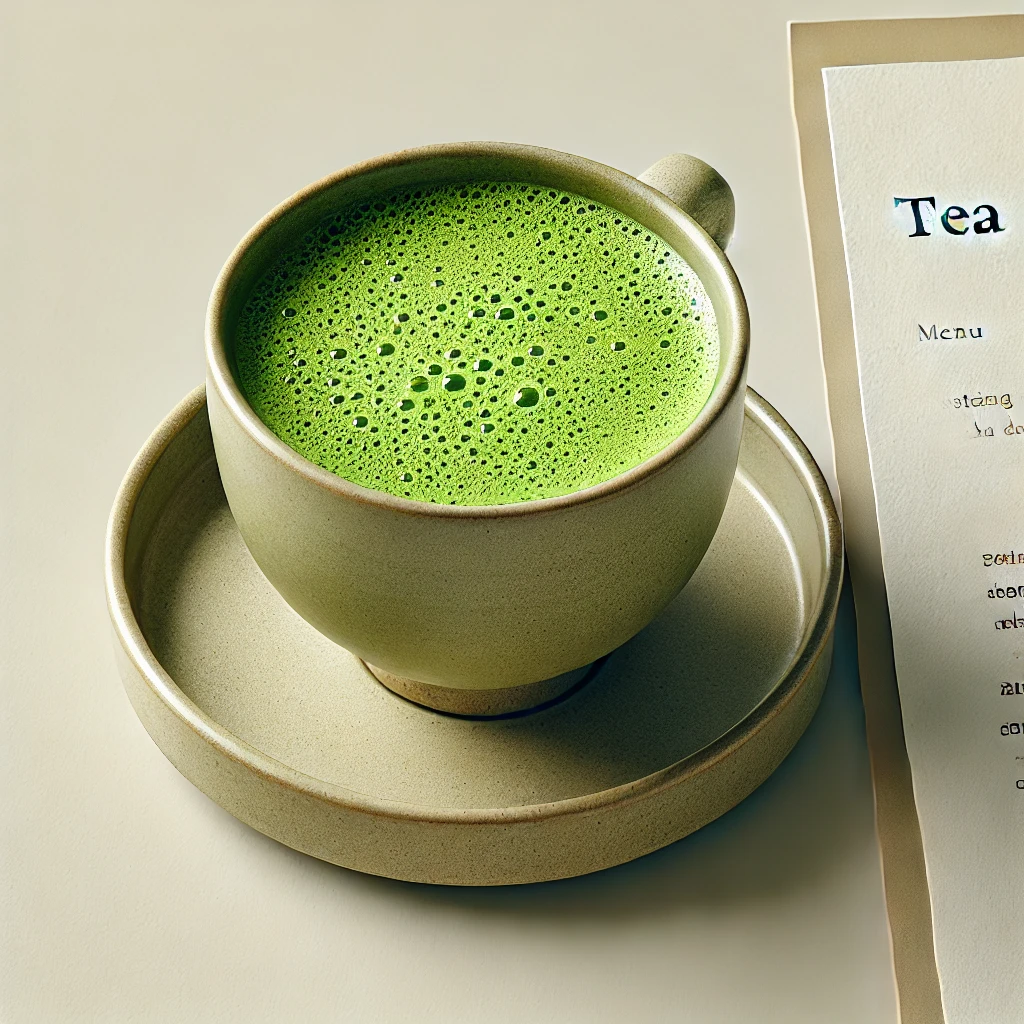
106, 386, 841, 885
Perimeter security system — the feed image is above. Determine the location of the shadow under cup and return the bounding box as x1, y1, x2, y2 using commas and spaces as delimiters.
205, 143, 749, 716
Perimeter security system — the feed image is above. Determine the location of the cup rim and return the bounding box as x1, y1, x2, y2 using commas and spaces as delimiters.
206, 141, 749, 519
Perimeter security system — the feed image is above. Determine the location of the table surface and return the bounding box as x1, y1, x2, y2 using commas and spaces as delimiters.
3, 1, 974, 1020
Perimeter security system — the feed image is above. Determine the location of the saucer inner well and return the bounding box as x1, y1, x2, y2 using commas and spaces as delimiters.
134, 412, 805, 812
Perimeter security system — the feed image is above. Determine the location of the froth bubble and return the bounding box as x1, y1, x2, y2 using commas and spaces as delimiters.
353, 415, 369, 428
330, 348, 347, 359
443, 374, 466, 392
377, 342, 395, 356
410, 376, 429, 392
514, 386, 540, 409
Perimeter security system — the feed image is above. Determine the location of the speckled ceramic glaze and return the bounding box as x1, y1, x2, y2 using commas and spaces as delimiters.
206, 145, 748, 713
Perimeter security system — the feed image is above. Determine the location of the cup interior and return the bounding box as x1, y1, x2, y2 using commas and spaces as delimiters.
207, 143, 748, 513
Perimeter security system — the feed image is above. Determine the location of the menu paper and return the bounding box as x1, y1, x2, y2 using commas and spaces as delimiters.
824, 58, 1023, 1024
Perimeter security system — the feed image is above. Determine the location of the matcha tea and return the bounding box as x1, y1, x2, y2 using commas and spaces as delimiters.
234, 181, 718, 505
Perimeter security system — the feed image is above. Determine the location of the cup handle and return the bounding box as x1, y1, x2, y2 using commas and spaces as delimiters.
638, 154, 735, 251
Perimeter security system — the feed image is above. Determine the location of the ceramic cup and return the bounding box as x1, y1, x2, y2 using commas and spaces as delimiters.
206, 143, 748, 715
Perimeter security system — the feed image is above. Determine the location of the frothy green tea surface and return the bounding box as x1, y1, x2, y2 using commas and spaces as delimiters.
235, 181, 718, 505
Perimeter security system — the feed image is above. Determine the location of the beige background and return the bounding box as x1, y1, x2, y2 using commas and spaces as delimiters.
0, 1, 994, 1021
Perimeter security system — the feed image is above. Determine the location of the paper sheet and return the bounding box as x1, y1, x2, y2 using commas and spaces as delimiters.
824, 57, 1024, 1024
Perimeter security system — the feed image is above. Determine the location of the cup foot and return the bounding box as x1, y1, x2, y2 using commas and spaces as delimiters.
363, 662, 595, 716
